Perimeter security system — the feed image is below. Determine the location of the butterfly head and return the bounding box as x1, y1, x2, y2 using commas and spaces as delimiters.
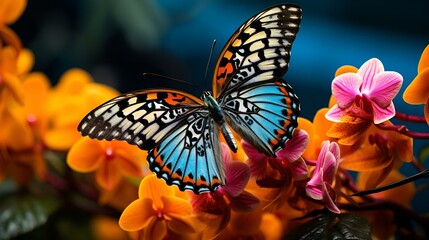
200, 91, 213, 101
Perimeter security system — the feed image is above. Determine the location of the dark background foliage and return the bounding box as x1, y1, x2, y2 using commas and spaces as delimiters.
12, 0, 429, 212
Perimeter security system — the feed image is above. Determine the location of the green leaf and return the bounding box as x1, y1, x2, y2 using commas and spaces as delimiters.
0, 193, 60, 239
286, 213, 371, 240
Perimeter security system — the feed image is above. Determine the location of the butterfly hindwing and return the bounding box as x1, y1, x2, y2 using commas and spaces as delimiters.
222, 79, 300, 156
78, 90, 224, 193
213, 4, 302, 98
148, 114, 224, 193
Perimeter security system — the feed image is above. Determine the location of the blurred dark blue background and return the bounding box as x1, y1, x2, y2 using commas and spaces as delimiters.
13, 0, 429, 211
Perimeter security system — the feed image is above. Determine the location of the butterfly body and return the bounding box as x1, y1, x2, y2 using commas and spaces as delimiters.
202, 91, 238, 153
79, 4, 302, 194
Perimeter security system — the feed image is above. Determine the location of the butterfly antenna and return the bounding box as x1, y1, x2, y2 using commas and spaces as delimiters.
142, 72, 198, 89
204, 39, 217, 90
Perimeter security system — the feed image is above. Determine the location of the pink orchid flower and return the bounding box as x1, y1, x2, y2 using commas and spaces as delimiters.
326, 58, 403, 124
192, 143, 259, 214
242, 129, 309, 181
306, 140, 341, 214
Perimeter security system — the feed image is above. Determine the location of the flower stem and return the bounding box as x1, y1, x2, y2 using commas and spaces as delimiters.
375, 123, 429, 139
395, 111, 427, 124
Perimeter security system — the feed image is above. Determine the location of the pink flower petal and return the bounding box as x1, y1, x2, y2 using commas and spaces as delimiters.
367, 71, 403, 108
371, 101, 396, 124
320, 153, 338, 185
277, 129, 309, 162
289, 157, 308, 180
328, 142, 340, 163
242, 140, 268, 176
221, 143, 232, 166
358, 58, 385, 93
228, 191, 260, 212
332, 73, 362, 108
325, 104, 345, 122
241, 140, 266, 163
306, 184, 323, 200
322, 182, 341, 214
224, 161, 250, 197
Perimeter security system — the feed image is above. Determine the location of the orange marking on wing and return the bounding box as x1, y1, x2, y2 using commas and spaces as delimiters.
161, 164, 172, 175
146, 92, 159, 100
164, 92, 194, 106
211, 177, 221, 186
171, 172, 181, 180
217, 62, 234, 87
196, 178, 209, 187
183, 176, 195, 185
269, 138, 280, 149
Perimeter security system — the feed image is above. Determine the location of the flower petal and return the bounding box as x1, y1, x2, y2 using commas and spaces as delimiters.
167, 215, 199, 234
288, 157, 308, 180
371, 101, 396, 124
119, 198, 156, 231
0, 0, 27, 24
418, 45, 429, 73
331, 73, 362, 108
322, 182, 340, 214
229, 191, 260, 212
359, 58, 385, 93
144, 217, 167, 240
242, 140, 267, 176
224, 161, 250, 197
367, 71, 403, 108
277, 129, 308, 162
335, 65, 359, 77
306, 184, 322, 200
17, 48, 34, 75
325, 104, 345, 122
403, 68, 429, 104
95, 159, 122, 190
139, 175, 174, 209
67, 137, 104, 172
162, 196, 193, 216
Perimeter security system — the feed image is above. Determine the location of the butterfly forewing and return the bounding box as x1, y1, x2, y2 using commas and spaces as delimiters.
213, 4, 302, 98
78, 90, 224, 193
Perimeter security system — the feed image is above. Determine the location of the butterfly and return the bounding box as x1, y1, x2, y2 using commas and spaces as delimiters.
78, 4, 302, 194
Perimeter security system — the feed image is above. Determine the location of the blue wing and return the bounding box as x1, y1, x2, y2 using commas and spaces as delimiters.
78, 90, 224, 194
221, 80, 300, 156
148, 112, 223, 193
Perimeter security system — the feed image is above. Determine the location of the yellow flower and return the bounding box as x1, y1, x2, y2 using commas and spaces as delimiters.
44, 68, 119, 150
119, 175, 201, 240
67, 138, 146, 190
403, 45, 429, 124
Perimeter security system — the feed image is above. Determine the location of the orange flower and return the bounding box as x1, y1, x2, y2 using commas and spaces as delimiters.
44, 68, 119, 151
341, 123, 413, 189
403, 45, 429, 124
0, 0, 26, 50
0, 46, 32, 106
67, 137, 146, 190
0, 71, 49, 184
299, 109, 334, 160
119, 175, 201, 240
